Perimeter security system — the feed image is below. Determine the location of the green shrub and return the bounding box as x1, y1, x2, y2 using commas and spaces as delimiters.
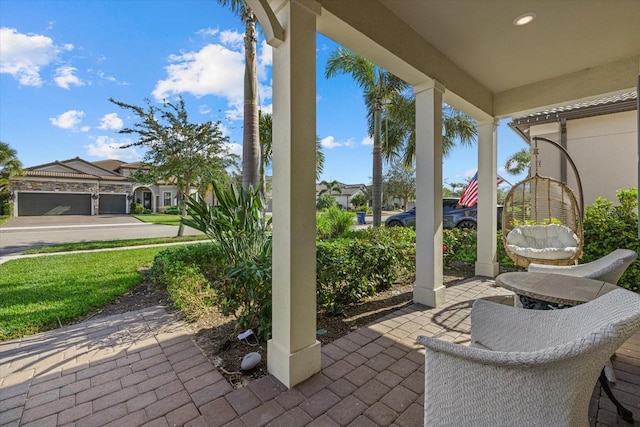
351, 194, 367, 208
182, 184, 272, 340
225, 257, 272, 340
164, 207, 180, 215
582, 188, 639, 292
184, 184, 271, 265
1, 202, 11, 216
130, 203, 144, 214
316, 206, 355, 239
150, 243, 226, 321
316, 194, 336, 210
441, 228, 516, 268
316, 227, 415, 314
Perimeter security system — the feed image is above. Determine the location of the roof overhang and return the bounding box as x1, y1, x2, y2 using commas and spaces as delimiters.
310, 0, 640, 120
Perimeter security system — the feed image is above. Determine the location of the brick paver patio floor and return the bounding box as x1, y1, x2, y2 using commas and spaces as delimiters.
1, 278, 638, 426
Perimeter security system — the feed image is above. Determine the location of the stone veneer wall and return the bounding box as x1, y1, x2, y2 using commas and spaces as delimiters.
12, 179, 131, 194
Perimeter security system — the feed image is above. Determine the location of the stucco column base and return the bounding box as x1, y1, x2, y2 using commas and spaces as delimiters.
475, 261, 499, 278
413, 284, 446, 308
267, 338, 321, 388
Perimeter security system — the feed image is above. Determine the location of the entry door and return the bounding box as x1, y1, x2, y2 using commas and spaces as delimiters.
143, 192, 152, 210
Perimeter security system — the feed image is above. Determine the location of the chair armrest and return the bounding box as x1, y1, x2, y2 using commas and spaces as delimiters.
469, 299, 569, 352
417, 335, 574, 367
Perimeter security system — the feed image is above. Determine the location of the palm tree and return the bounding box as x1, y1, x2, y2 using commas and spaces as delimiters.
319, 179, 342, 196
504, 148, 531, 176
384, 94, 477, 168
0, 141, 23, 199
217, 0, 260, 191
259, 110, 325, 197
325, 47, 409, 226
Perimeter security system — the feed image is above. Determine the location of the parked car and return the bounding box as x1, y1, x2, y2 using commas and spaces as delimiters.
384, 197, 503, 229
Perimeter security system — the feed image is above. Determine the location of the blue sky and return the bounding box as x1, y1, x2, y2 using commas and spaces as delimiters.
0, 0, 528, 190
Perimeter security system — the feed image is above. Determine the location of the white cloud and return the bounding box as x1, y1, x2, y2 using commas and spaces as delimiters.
199, 104, 211, 115
97, 70, 115, 82
197, 27, 219, 37
95, 70, 128, 85
225, 142, 242, 157
153, 44, 244, 105
463, 169, 478, 179
361, 136, 373, 146
153, 30, 273, 123
259, 104, 272, 115
54, 65, 84, 89
219, 30, 244, 49
0, 27, 62, 86
98, 113, 123, 130
50, 110, 85, 130
85, 136, 140, 160
321, 136, 356, 149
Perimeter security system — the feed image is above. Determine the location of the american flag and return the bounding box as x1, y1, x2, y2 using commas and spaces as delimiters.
459, 172, 505, 207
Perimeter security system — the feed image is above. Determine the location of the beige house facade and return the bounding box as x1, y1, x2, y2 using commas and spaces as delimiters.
510, 92, 638, 207
315, 182, 368, 209
9, 157, 184, 216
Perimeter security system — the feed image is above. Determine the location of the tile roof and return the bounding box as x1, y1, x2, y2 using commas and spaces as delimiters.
513, 91, 637, 123
23, 170, 128, 181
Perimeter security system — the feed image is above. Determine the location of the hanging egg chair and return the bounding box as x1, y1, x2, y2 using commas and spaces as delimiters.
502, 137, 584, 268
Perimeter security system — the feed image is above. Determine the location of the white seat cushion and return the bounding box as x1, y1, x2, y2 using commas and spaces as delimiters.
506, 224, 579, 260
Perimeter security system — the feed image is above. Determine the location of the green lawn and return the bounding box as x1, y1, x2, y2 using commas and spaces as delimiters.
0, 247, 169, 341
25, 235, 209, 254
132, 213, 188, 226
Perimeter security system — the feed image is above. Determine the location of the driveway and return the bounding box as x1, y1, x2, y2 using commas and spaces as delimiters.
0, 214, 143, 228
0, 215, 203, 257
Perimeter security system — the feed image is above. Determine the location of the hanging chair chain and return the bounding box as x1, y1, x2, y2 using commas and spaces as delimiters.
532, 138, 541, 176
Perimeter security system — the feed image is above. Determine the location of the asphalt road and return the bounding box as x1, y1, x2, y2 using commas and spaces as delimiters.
0, 215, 203, 257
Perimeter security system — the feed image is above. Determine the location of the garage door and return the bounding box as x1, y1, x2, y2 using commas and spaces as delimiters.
18, 193, 91, 216
99, 194, 126, 214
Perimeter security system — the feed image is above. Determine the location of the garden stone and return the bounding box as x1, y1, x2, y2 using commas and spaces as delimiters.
241, 352, 261, 370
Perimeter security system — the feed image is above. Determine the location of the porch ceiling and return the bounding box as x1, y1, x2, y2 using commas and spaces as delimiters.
316, 0, 640, 118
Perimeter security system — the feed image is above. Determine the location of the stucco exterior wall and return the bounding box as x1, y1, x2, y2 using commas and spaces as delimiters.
528, 110, 637, 207
566, 111, 637, 205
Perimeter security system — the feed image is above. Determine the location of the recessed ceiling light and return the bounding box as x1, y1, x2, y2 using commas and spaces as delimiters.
513, 12, 536, 26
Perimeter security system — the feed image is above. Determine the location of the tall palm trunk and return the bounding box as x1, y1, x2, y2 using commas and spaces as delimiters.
372, 98, 383, 226
242, 10, 260, 191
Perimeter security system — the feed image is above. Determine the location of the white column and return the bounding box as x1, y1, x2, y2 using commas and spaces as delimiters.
475, 119, 500, 277
413, 80, 446, 307
267, 0, 321, 388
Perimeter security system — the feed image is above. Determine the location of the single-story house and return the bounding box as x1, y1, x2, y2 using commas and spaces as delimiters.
315, 182, 368, 209
509, 91, 637, 207
9, 157, 184, 216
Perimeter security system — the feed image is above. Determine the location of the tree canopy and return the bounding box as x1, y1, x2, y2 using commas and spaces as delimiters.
110, 96, 238, 236
383, 161, 415, 209
325, 47, 408, 227
0, 141, 23, 198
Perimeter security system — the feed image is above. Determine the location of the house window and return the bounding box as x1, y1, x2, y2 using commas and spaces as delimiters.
163, 192, 172, 206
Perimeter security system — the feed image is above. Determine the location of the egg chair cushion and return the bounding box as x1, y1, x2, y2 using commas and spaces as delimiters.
506, 224, 580, 261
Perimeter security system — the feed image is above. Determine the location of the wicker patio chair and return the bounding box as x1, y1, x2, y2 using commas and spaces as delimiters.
501, 137, 584, 268
417, 289, 640, 427
527, 248, 637, 285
